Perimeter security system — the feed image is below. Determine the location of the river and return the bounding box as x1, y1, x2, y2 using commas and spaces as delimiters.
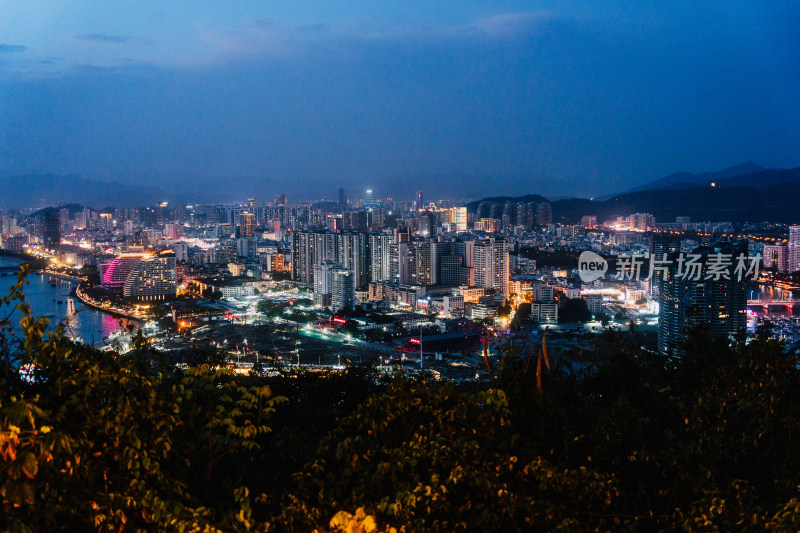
0, 256, 131, 345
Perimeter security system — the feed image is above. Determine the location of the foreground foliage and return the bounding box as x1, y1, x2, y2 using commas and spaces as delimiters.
1, 269, 285, 531
3, 269, 800, 531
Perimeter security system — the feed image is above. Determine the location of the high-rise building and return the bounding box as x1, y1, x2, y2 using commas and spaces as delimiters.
331, 268, 355, 312
368, 207, 384, 230
1, 217, 20, 235
397, 241, 416, 285
649, 234, 682, 296
43, 211, 61, 249
123, 256, 177, 301
583, 294, 603, 315
630, 213, 655, 231
388, 243, 399, 282
338, 188, 347, 209
419, 212, 436, 238
315, 232, 338, 263
789, 226, 800, 273
100, 253, 148, 290
474, 218, 501, 233
292, 232, 316, 286
242, 212, 255, 237
473, 237, 509, 296
337, 232, 369, 289
414, 241, 434, 286
535, 203, 552, 226
515, 203, 532, 228
433, 241, 473, 287
313, 260, 338, 307
59, 207, 70, 233
172, 242, 189, 262
343, 211, 370, 233
237, 237, 256, 259
763, 244, 789, 272
416, 190, 424, 210
292, 230, 357, 287
325, 214, 342, 232
1, 235, 29, 252
364, 189, 382, 210
263, 253, 286, 273
370, 233, 395, 283
274, 194, 287, 206
398, 241, 436, 286
658, 242, 748, 355
454, 207, 468, 232
164, 223, 182, 240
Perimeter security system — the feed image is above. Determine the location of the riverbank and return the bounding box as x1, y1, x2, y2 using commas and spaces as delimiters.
0, 249, 49, 270
0, 256, 131, 343
75, 283, 145, 322
39, 270, 86, 284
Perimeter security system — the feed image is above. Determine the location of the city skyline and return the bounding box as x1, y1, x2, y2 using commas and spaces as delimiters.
4, 4, 800, 530
2, 2, 799, 200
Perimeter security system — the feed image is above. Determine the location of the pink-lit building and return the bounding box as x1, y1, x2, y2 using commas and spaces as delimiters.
100, 253, 148, 290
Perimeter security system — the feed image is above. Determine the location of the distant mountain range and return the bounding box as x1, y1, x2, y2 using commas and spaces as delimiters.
0, 174, 182, 209
5, 163, 800, 225
626, 162, 766, 192
469, 164, 800, 224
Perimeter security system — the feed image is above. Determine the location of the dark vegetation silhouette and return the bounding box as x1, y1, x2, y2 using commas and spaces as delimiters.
3, 267, 800, 531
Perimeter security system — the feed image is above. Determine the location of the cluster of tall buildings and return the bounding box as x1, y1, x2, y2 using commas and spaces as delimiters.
474, 200, 552, 228
291, 228, 509, 310
9, 188, 789, 354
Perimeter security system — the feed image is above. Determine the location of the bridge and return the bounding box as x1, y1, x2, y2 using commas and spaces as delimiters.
747, 299, 800, 310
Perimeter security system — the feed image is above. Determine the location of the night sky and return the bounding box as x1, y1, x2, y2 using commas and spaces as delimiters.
1, 1, 799, 202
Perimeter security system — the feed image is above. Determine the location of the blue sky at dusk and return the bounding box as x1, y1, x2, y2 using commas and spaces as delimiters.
1, 1, 798, 202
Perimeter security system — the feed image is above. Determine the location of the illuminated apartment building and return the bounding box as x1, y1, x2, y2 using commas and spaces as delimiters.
123, 256, 177, 301
100, 253, 148, 290
658, 242, 748, 355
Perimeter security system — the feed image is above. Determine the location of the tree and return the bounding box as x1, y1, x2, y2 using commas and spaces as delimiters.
6, 266, 800, 531
497, 302, 512, 318
0, 267, 285, 531
558, 298, 591, 323
516, 303, 532, 321
278, 380, 620, 532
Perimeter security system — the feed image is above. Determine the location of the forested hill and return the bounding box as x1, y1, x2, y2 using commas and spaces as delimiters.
469, 182, 800, 224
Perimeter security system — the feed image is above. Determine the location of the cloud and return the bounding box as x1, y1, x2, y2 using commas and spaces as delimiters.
196, 20, 306, 61
74, 33, 133, 44
466, 11, 554, 38
194, 11, 556, 64
0, 44, 27, 53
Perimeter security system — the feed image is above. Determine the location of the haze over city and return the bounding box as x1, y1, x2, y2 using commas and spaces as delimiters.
2, 1, 799, 201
